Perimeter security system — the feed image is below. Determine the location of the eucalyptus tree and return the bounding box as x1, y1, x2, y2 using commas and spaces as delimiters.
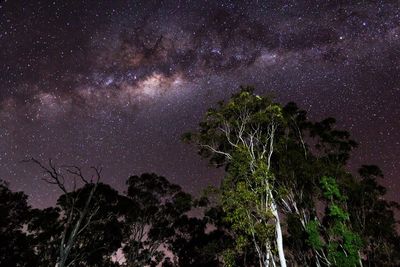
27, 183, 123, 267
120, 173, 193, 267
276, 101, 361, 266
345, 166, 400, 266
306, 176, 363, 267
28, 158, 103, 267
185, 86, 378, 267
185, 87, 287, 267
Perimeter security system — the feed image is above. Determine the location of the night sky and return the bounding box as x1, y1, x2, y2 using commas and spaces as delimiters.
1, 0, 399, 208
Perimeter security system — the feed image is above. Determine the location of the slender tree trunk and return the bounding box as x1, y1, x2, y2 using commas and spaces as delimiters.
270, 197, 287, 267
265, 249, 270, 267
57, 257, 66, 267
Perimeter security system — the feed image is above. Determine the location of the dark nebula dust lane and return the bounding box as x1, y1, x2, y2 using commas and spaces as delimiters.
0, 0, 399, 207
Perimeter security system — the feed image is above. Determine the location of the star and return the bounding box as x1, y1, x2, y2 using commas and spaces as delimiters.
0, 0, 399, 207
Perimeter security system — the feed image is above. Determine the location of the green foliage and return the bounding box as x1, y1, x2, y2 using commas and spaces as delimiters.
184, 86, 283, 167
305, 220, 323, 250
328, 204, 349, 221
222, 249, 236, 267
320, 176, 344, 201
186, 87, 369, 266
327, 225, 363, 267
320, 177, 363, 267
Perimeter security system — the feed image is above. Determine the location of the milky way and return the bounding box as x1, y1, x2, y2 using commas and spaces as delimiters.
1, 0, 399, 207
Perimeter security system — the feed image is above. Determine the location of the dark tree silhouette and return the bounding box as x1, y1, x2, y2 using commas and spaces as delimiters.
120, 173, 193, 267
346, 165, 400, 266
27, 158, 102, 267
0, 180, 37, 266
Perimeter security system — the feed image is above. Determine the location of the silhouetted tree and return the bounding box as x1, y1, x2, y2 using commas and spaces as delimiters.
0, 180, 37, 266
27, 158, 103, 267
345, 165, 400, 266
57, 183, 123, 266
28, 206, 61, 265
120, 173, 192, 267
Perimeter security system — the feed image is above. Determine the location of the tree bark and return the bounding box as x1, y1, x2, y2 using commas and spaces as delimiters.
271, 198, 287, 267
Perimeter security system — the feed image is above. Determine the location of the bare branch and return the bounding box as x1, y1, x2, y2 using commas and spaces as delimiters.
200, 144, 232, 160
63, 165, 90, 184
23, 157, 103, 267
23, 157, 68, 195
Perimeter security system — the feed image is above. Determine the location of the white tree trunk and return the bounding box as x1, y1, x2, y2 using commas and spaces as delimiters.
271, 198, 287, 267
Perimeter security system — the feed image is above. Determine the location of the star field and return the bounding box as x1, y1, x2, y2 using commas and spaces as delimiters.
0, 0, 399, 207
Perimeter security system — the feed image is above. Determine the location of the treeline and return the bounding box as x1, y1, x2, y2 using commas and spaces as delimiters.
1, 87, 399, 267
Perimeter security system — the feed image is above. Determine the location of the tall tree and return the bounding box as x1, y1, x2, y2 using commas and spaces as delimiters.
276, 101, 361, 266
56, 183, 123, 266
305, 176, 363, 267
0, 179, 37, 267
169, 194, 241, 267
186, 86, 399, 266
185, 87, 287, 267
28, 206, 62, 266
345, 165, 400, 266
120, 173, 192, 267
28, 158, 103, 267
